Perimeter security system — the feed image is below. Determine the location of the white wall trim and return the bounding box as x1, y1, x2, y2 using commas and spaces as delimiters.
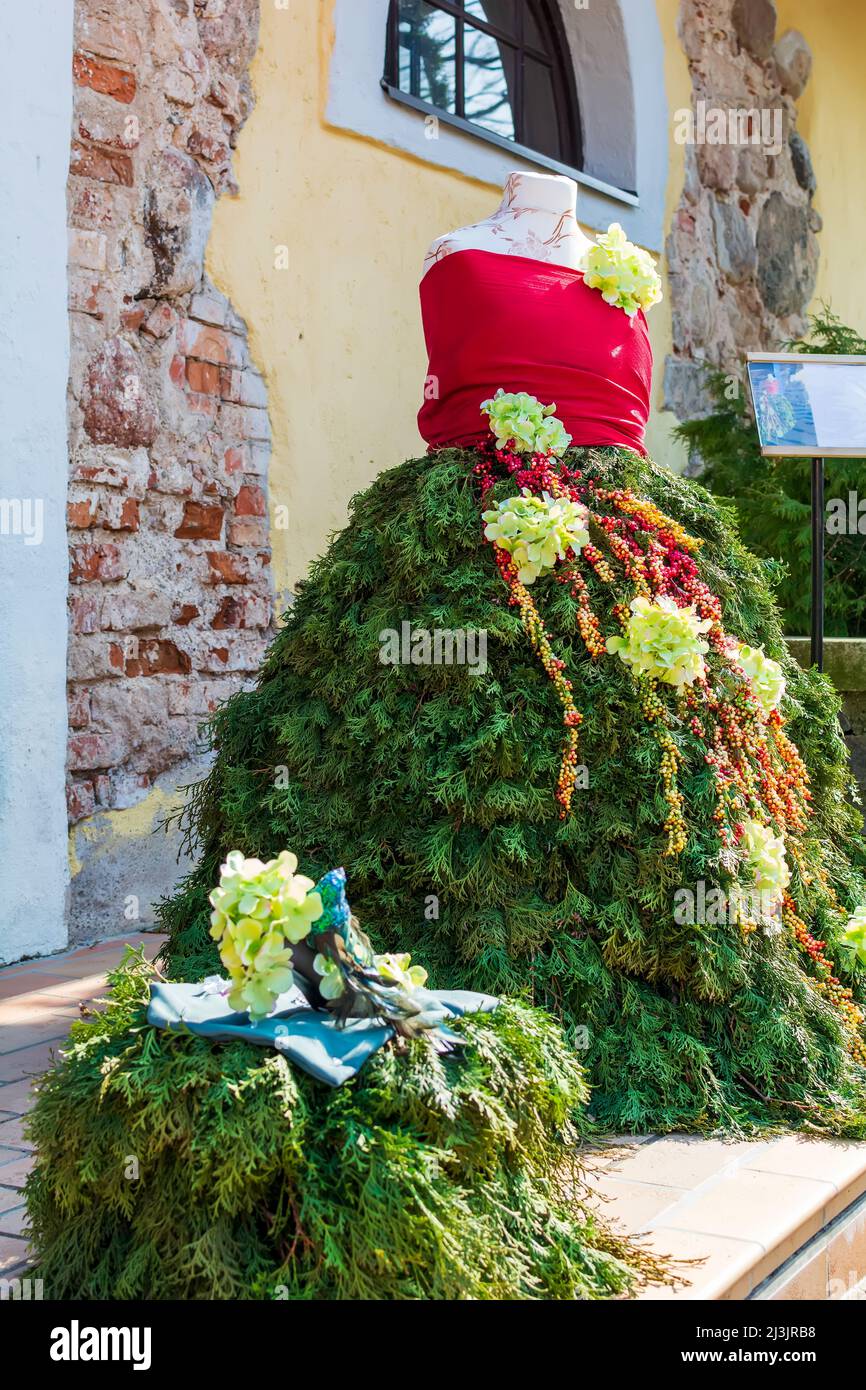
326, 0, 669, 251
0, 0, 73, 961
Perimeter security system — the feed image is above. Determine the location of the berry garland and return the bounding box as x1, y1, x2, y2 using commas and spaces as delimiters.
475, 448, 584, 819
475, 426, 866, 1056
783, 893, 866, 1065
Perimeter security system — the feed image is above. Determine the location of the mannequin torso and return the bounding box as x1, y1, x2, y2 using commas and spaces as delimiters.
422, 171, 595, 277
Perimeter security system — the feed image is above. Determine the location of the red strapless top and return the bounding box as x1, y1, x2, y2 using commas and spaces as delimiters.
418, 249, 652, 455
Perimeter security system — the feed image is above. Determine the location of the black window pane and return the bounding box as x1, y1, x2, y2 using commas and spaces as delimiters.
387, 1, 578, 168
523, 55, 561, 160
522, 6, 545, 50
464, 0, 519, 36
397, 0, 456, 113
463, 26, 516, 140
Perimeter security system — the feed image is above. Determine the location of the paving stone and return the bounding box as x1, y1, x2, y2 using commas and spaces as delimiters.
0, 1150, 34, 1190
0, 1203, 27, 1238
0, 1234, 29, 1274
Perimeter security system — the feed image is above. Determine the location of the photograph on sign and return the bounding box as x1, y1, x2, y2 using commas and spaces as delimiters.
746, 354, 866, 457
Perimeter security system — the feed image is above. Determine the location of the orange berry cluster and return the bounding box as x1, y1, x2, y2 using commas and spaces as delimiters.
556, 565, 607, 659
783, 894, 866, 1065
491, 543, 584, 819
639, 680, 687, 855
598, 488, 702, 556
581, 543, 616, 587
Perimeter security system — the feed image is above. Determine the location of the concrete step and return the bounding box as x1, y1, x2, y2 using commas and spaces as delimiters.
584, 1133, 866, 1300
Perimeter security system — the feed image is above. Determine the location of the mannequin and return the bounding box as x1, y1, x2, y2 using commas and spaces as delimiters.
422, 170, 595, 277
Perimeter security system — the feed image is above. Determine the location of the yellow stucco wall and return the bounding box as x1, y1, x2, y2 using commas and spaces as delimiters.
776, 0, 866, 334
206, 0, 863, 598
206, 0, 692, 593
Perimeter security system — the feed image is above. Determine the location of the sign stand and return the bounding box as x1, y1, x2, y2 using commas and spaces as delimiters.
811, 456, 825, 673
746, 351, 866, 675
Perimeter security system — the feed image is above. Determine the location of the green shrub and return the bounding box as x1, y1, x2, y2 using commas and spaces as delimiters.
25, 951, 660, 1301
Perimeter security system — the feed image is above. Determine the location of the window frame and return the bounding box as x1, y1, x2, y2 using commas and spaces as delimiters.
383, 0, 609, 192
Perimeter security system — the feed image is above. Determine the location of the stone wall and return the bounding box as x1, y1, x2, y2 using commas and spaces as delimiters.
665, 0, 818, 423
66, 0, 272, 937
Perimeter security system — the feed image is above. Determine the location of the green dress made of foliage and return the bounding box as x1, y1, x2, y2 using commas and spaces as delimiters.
154, 438, 866, 1136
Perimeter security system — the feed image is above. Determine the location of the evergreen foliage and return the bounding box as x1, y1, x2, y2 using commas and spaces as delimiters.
26, 951, 658, 1301
675, 307, 866, 637
157, 444, 866, 1135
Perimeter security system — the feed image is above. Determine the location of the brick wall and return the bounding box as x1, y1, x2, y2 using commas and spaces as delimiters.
66, 0, 272, 832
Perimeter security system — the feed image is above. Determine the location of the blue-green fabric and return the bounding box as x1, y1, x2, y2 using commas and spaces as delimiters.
147, 981, 499, 1087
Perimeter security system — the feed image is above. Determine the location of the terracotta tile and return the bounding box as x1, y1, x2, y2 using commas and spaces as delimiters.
0, 1020, 74, 1056
0, 960, 58, 979
637, 1225, 762, 1300
0, 1040, 64, 1085
596, 1134, 773, 1189
0, 1116, 32, 1151
0, 1234, 29, 1273
0, 1078, 38, 1115
0, 997, 79, 1044
655, 1169, 833, 1286
17, 974, 112, 1005
0, 1186, 26, 1216
588, 1176, 685, 1235
767, 1248, 829, 1300
0, 970, 80, 1000
0, 934, 164, 991
0, 993, 81, 1022
0, 1149, 33, 1188
0, 1202, 27, 1238
28, 952, 122, 980
828, 1205, 866, 1298
9, 945, 129, 980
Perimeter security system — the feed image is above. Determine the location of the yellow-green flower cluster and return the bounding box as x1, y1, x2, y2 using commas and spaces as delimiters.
209, 850, 323, 1019
312, 953, 345, 1000
736, 642, 786, 719
580, 223, 663, 318
740, 819, 791, 907
606, 596, 711, 689
483, 487, 590, 585
374, 952, 429, 991
312, 949, 429, 1002
481, 389, 573, 456
842, 905, 866, 967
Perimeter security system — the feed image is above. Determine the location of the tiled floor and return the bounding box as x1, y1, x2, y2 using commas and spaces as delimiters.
584, 1132, 866, 1299
0, 933, 163, 1276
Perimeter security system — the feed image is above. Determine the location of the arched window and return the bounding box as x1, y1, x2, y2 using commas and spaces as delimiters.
384, 0, 582, 169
